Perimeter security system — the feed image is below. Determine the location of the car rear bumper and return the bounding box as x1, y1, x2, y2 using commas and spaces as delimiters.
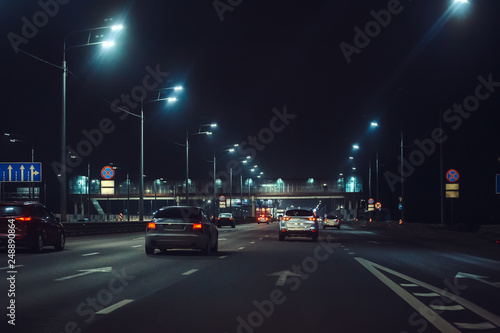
280, 229, 317, 238
145, 233, 209, 250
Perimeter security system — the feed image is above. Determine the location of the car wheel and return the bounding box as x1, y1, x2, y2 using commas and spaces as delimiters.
279, 233, 285, 241
211, 237, 218, 253
54, 232, 65, 251
231, 223, 235, 228
145, 246, 155, 255
32, 233, 43, 253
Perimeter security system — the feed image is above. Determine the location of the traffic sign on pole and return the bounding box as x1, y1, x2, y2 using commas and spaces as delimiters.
446, 169, 459, 183
368, 198, 374, 205
375, 202, 382, 210
0, 162, 42, 182
101, 166, 115, 180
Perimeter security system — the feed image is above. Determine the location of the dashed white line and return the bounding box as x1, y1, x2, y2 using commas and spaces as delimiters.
259, 238, 263, 240
454, 322, 496, 330
0, 265, 24, 270
250, 241, 256, 244
431, 304, 464, 311
219, 255, 228, 259
96, 299, 134, 314
82, 252, 99, 257
413, 292, 440, 297
349, 252, 355, 255
238, 247, 245, 250
182, 269, 199, 276
131, 245, 141, 248
400, 283, 418, 287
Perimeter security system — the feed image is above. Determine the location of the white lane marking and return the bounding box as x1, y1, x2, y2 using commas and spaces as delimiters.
431, 304, 464, 311
55, 267, 112, 281
134, 237, 144, 240
454, 322, 496, 330
356, 257, 460, 333
182, 269, 199, 276
356, 257, 500, 329
219, 255, 228, 259
413, 292, 440, 297
259, 238, 263, 240
82, 252, 99, 257
348, 252, 355, 255
340, 245, 345, 247
265, 235, 270, 238
131, 245, 141, 248
0, 265, 24, 270
400, 283, 418, 287
219, 238, 228, 241
96, 299, 134, 314
455, 272, 500, 288
344, 248, 350, 251
238, 247, 245, 250
250, 241, 256, 244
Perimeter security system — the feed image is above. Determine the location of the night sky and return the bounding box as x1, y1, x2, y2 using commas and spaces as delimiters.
1, 0, 499, 224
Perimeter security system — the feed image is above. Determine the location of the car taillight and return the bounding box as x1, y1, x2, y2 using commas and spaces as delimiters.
147, 222, 156, 229
193, 223, 203, 230
15, 217, 31, 221
283, 217, 291, 221
308, 217, 316, 221
218, 218, 221, 220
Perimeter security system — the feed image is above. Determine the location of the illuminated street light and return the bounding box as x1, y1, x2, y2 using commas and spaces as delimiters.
353, 144, 360, 150
60, 22, 124, 220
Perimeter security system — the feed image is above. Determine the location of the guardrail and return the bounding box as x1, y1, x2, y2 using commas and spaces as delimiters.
62, 222, 147, 237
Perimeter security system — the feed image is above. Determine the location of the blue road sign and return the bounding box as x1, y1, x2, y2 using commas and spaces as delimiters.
0, 162, 42, 182
398, 203, 403, 210
446, 169, 459, 183
496, 174, 500, 194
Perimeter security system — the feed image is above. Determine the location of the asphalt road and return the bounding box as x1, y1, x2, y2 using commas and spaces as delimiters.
1, 222, 499, 333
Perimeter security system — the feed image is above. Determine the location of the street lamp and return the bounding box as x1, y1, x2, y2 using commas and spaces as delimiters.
185, 123, 216, 205
137, 87, 181, 221
60, 23, 124, 221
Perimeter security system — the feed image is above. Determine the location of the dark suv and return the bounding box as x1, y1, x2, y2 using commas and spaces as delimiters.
0, 201, 65, 252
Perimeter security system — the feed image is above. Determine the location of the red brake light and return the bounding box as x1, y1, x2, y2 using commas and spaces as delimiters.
308, 217, 316, 221
283, 217, 291, 221
147, 222, 156, 229
15, 217, 32, 222
193, 223, 203, 230
218, 218, 221, 220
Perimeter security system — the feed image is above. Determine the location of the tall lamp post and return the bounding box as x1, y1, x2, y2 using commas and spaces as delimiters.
61, 23, 123, 221
185, 123, 217, 205
137, 87, 182, 221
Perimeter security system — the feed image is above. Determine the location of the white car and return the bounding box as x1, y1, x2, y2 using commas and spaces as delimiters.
323, 215, 340, 229
279, 208, 319, 241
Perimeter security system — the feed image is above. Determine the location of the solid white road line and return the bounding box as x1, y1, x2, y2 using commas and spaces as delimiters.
131, 245, 141, 248
238, 247, 245, 250
454, 322, 495, 330
250, 241, 256, 244
400, 283, 418, 287
82, 252, 99, 257
182, 269, 199, 276
96, 299, 134, 315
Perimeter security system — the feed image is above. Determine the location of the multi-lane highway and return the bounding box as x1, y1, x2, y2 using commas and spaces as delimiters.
2, 222, 500, 333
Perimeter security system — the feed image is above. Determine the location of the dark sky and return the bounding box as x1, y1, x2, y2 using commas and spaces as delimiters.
1, 0, 499, 223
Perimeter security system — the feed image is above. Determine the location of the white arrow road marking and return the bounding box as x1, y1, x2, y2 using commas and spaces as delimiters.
55, 267, 112, 281
455, 272, 500, 288
267, 270, 302, 286
356, 257, 500, 331
96, 299, 134, 315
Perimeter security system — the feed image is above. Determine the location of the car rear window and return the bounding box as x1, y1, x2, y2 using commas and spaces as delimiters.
154, 207, 202, 220
0, 206, 26, 217
219, 213, 231, 218
285, 209, 313, 217
327, 215, 338, 219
